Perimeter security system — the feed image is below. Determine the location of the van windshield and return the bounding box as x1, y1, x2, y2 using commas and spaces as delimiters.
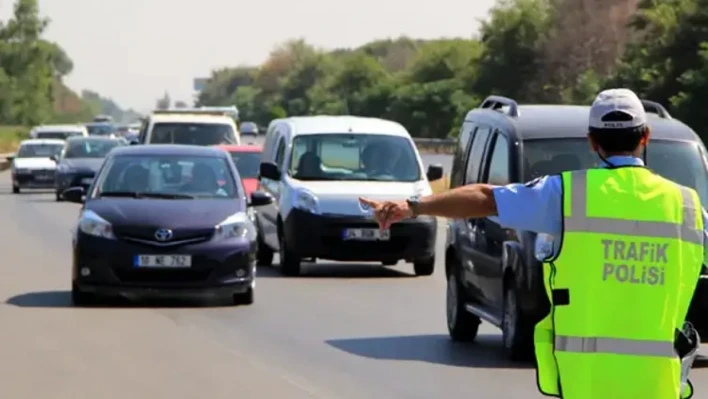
149, 122, 237, 145
524, 139, 708, 207
288, 133, 422, 182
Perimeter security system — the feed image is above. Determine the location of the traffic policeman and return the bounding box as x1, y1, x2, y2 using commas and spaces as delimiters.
359, 88, 707, 398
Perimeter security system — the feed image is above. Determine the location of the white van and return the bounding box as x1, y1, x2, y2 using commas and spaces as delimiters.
30, 124, 88, 140
135, 110, 240, 145
256, 116, 444, 276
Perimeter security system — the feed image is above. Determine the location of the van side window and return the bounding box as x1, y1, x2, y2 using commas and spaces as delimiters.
485, 132, 510, 185
138, 121, 149, 143
451, 122, 477, 188
464, 126, 491, 184
275, 139, 286, 168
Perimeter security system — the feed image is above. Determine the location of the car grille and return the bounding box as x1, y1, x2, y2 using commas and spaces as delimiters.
113, 268, 212, 283
114, 227, 214, 247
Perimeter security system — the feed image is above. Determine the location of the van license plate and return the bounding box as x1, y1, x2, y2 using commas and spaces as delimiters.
134, 255, 192, 268
342, 228, 390, 241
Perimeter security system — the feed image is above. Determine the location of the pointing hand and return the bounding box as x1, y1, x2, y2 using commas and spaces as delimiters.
358, 197, 413, 230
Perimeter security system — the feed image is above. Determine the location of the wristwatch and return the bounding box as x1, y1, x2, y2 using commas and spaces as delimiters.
406, 196, 421, 218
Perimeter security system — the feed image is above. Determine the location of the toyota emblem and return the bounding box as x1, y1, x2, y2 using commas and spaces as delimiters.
154, 228, 173, 242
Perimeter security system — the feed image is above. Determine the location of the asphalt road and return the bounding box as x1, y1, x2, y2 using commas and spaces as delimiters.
2, 170, 707, 398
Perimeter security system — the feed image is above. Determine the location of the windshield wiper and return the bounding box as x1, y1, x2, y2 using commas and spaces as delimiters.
98, 191, 194, 199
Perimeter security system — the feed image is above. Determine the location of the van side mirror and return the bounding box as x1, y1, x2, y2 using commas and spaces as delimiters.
249, 190, 273, 207
6, 154, 15, 161
49, 155, 57, 162
259, 162, 281, 180
427, 164, 444, 181
62, 187, 85, 203
129, 139, 140, 145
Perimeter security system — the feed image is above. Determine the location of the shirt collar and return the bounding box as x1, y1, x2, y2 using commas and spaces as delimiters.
599, 155, 644, 168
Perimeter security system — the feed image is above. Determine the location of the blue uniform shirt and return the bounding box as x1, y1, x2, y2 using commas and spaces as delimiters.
492, 155, 708, 263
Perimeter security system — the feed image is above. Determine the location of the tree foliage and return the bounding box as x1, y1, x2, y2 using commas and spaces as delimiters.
197, 0, 708, 141
0, 0, 135, 126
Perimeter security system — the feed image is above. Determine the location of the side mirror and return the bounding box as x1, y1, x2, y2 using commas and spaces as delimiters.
49, 155, 57, 162
427, 164, 444, 182
6, 154, 15, 161
249, 190, 273, 207
259, 162, 281, 180
129, 139, 140, 145
62, 187, 85, 203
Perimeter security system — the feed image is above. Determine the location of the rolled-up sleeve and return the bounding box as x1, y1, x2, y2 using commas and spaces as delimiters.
491, 175, 563, 236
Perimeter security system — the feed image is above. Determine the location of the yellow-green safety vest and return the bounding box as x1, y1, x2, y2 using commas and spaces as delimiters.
535, 167, 704, 399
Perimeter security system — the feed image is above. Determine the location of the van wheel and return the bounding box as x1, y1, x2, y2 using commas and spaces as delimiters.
447, 271, 480, 341
278, 237, 301, 276
12, 185, 19, 194
256, 233, 274, 266
502, 283, 534, 361
413, 256, 435, 276
71, 283, 96, 306
55, 191, 63, 202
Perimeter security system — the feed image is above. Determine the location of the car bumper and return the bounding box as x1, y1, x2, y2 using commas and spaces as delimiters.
282, 208, 437, 262
73, 233, 257, 296
13, 171, 55, 188
55, 172, 95, 192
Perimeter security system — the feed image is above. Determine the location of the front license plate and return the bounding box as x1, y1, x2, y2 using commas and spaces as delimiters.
35, 174, 52, 181
342, 228, 390, 241
134, 255, 192, 268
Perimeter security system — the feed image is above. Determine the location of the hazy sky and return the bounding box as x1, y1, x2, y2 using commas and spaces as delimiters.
1, 0, 496, 112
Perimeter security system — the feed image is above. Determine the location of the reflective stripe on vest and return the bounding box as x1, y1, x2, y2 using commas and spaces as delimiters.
555, 335, 676, 357
565, 172, 702, 245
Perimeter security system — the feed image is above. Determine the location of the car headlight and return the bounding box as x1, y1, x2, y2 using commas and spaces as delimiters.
293, 189, 319, 214
13, 167, 29, 174
534, 233, 555, 261
214, 212, 251, 240
78, 210, 115, 239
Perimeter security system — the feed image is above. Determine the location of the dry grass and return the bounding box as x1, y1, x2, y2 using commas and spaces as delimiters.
0, 126, 28, 154
430, 175, 450, 194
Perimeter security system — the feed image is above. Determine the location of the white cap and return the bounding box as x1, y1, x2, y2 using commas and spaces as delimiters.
589, 88, 646, 129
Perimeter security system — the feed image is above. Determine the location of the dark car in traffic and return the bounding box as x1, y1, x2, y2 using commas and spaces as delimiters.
54, 136, 127, 201
445, 95, 708, 360
62, 145, 273, 306
239, 121, 259, 137
85, 122, 117, 138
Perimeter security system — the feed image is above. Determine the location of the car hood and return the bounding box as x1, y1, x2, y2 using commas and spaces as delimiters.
289, 179, 432, 216
88, 198, 244, 229
242, 178, 258, 196
13, 157, 56, 169
61, 158, 104, 171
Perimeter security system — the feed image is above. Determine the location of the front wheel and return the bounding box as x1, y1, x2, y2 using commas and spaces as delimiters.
256, 232, 274, 266
71, 283, 96, 306
446, 271, 480, 341
55, 191, 63, 202
12, 184, 19, 194
502, 284, 534, 361
278, 235, 301, 276
413, 256, 435, 276
232, 288, 254, 305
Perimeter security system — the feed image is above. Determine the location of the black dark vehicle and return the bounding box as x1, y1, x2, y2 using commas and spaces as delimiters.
53, 136, 127, 201
445, 95, 708, 359
85, 122, 117, 138
62, 145, 273, 306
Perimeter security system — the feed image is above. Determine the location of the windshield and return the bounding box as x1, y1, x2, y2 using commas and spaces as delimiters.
94, 154, 238, 199
230, 151, 261, 178
36, 131, 77, 140
287, 133, 421, 182
87, 124, 115, 136
149, 122, 237, 145
524, 139, 708, 207
17, 143, 63, 158
65, 139, 122, 158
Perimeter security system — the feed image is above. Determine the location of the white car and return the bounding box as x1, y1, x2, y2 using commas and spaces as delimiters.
8, 139, 65, 193
30, 124, 89, 140
136, 110, 240, 146
256, 116, 444, 276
